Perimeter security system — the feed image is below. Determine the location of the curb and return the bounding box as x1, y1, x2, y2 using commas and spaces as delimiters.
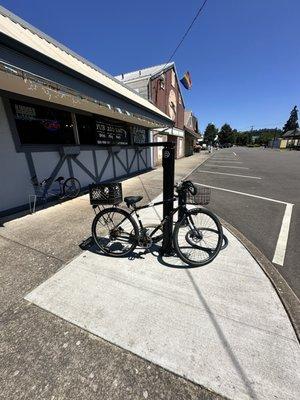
220, 218, 300, 343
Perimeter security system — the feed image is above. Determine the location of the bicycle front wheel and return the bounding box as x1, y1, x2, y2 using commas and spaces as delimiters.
92, 207, 139, 257
63, 178, 81, 198
173, 208, 223, 267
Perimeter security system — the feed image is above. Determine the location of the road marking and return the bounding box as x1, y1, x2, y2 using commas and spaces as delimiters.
272, 204, 293, 266
212, 158, 239, 161
209, 160, 243, 163
196, 184, 290, 205
194, 184, 294, 267
205, 165, 249, 169
233, 151, 237, 156
196, 170, 261, 179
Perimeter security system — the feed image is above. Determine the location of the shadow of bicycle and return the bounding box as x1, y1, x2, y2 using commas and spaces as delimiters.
79, 235, 228, 269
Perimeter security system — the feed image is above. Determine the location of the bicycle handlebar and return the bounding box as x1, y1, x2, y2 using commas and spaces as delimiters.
175, 180, 197, 196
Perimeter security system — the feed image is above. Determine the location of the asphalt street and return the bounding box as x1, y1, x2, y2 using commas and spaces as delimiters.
189, 147, 300, 298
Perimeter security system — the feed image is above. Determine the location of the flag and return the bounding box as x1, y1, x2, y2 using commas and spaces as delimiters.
180, 71, 192, 90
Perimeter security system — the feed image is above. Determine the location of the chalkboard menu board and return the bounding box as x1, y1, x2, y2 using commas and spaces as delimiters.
96, 120, 129, 145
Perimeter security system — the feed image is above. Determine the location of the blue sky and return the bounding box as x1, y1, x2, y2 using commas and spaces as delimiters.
1, 0, 299, 131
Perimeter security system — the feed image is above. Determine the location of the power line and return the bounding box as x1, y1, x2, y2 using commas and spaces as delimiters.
152, 0, 209, 76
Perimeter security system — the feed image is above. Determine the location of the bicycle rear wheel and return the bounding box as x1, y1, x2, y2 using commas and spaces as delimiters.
92, 207, 138, 257
173, 208, 223, 267
63, 177, 81, 198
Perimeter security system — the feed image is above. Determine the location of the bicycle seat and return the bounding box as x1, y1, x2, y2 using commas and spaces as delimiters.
124, 196, 143, 207
55, 176, 64, 183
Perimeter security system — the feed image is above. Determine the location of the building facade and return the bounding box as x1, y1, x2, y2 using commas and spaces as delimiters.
116, 63, 185, 164
184, 110, 200, 156
0, 6, 172, 216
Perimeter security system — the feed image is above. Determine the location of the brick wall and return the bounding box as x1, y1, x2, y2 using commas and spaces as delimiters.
150, 68, 184, 130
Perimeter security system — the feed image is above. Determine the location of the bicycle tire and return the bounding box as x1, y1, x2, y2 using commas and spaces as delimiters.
92, 207, 139, 257
173, 208, 223, 267
63, 177, 81, 198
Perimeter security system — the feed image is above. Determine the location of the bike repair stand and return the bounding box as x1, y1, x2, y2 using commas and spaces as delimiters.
135, 141, 176, 256
161, 143, 175, 256
123, 141, 176, 256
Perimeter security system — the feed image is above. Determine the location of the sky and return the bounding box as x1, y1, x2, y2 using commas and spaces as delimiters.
1, 0, 300, 132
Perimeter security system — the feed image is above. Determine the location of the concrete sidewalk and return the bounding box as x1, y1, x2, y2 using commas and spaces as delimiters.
1, 152, 226, 400
25, 193, 300, 400
0, 151, 299, 400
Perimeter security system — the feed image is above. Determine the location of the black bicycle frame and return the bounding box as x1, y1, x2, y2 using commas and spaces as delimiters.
133, 198, 180, 236
106, 197, 191, 239
96, 197, 203, 244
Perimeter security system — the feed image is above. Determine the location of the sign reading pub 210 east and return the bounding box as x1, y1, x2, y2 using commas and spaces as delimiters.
95, 120, 129, 145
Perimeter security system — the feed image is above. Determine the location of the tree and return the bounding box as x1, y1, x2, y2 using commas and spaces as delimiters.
218, 123, 233, 145
230, 128, 238, 144
203, 123, 218, 144
235, 128, 282, 146
235, 132, 248, 146
283, 106, 299, 133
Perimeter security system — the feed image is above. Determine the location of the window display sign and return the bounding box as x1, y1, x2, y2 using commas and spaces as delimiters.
132, 125, 147, 144
95, 120, 129, 145
10, 100, 75, 145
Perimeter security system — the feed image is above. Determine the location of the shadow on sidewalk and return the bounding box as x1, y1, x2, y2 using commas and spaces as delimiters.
186, 269, 258, 400
79, 235, 258, 399
79, 236, 229, 269
79, 237, 187, 265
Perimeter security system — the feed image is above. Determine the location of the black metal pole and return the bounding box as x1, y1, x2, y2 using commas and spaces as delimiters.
161, 144, 175, 255
178, 186, 186, 223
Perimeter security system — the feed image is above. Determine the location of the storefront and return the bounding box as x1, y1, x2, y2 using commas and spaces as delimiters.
152, 127, 184, 165
184, 127, 199, 156
0, 7, 172, 216
281, 128, 300, 149
184, 111, 200, 157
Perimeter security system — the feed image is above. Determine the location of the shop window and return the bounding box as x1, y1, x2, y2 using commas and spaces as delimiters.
132, 125, 148, 144
95, 119, 129, 145
10, 100, 75, 145
76, 114, 130, 146
76, 114, 96, 145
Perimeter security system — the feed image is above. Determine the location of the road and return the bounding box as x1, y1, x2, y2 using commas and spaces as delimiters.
189, 147, 300, 298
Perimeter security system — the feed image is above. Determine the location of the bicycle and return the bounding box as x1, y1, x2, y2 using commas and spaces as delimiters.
89, 180, 223, 267
29, 175, 81, 213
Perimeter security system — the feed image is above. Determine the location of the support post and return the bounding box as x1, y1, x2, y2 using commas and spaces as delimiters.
178, 186, 187, 223
161, 144, 175, 255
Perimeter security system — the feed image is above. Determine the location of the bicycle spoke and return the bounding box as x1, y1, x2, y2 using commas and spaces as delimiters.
174, 208, 223, 266
93, 208, 137, 256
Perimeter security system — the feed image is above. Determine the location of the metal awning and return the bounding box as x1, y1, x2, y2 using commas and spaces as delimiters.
0, 62, 170, 129
153, 127, 184, 138
0, 7, 172, 123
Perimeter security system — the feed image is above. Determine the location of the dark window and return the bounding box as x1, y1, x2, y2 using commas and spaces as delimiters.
132, 125, 148, 144
10, 100, 75, 145
76, 114, 130, 146
95, 119, 129, 145
76, 114, 96, 145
